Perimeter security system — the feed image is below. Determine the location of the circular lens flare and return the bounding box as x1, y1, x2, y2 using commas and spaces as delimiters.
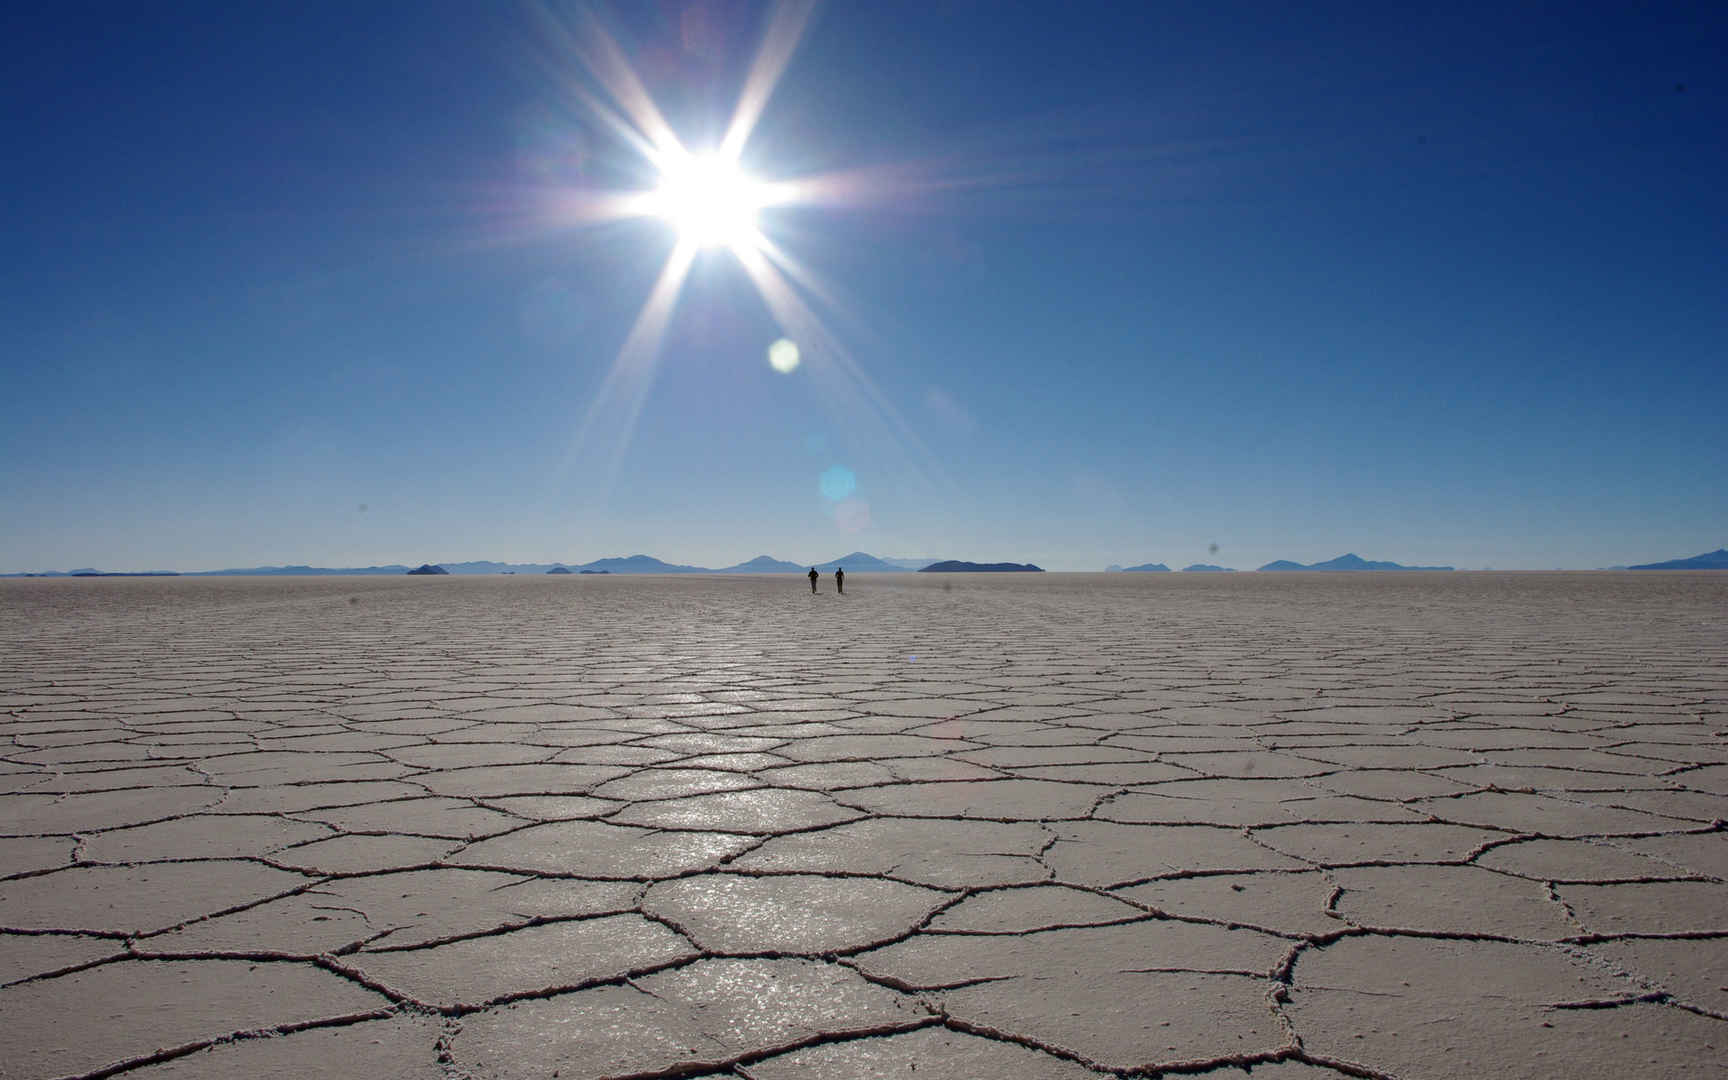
819, 465, 856, 501
647, 153, 764, 249
768, 338, 800, 373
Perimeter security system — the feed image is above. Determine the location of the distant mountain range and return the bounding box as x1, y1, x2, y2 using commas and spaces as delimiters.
1628, 548, 1728, 570
15, 547, 1722, 577
919, 561, 1043, 572
721, 555, 807, 573
1258, 553, 1454, 572
1106, 553, 1449, 572
6, 552, 950, 577
811, 551, 901, 572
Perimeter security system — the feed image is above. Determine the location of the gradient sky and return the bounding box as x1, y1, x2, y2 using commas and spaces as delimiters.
5, 1, 1725, 572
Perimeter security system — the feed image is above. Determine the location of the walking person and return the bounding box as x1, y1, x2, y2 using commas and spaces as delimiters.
807, 567, 818, 594
835, 567, 844, 595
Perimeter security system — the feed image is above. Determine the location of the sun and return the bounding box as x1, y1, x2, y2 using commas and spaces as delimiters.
645, 152, 767, 251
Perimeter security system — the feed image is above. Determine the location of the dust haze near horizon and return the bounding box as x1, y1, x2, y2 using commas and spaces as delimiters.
4, 2, 1724, 573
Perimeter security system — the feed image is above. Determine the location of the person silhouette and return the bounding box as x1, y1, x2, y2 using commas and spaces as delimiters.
835, 567, 844, 594
807, 567, 818, 594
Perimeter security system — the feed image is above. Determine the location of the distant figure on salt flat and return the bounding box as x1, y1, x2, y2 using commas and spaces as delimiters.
808, 567, 818, 594
835, 567, 845, 595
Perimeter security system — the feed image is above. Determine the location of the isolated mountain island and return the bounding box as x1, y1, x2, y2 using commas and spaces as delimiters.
1181, 564, 1235, 572
719, 555, 808, 573
405, 564, 448, 575
546, 566, 573, 574
578, 554, 707, 574
919, 561, 1044, 572
812, 552, 903, 572
1119, 563, 1171, 572
1258, 553, 1454, 571
1628, 548, 1728, 570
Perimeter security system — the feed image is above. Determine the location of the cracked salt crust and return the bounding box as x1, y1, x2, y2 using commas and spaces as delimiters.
1, 572, 1724, 1079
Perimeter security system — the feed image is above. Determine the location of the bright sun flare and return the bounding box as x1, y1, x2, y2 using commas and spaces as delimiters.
647, 153, 767, 250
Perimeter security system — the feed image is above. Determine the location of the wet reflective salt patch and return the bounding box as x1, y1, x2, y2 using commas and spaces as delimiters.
450, 958, 921, 1080
342, 914, 695, 1008
451, 819, 756, 877
144, 868, 640, 956
730, 816, 1051, 889
739, 1026, 1097, 1079
643, 873, 951, 954
608, 787, 863, 832
851, 918, 1288, 990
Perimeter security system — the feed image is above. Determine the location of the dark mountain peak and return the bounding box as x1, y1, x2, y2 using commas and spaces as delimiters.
1628, 548, 1728, 570
918, 560, 1043, 572
1260, 554, 1454, 572
721, 555, 804, 573
814, 552, 898, 571
576, 554, 704, 573
406, 564, 448, 575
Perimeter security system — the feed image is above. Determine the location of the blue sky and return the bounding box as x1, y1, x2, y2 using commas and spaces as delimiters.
4, 1, 1724, 572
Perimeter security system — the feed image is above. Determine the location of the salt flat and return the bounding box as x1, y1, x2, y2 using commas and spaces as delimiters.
1, 572, 1724, 1079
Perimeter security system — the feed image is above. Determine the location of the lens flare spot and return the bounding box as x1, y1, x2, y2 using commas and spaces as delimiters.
818, 465, 856, 502
768, 338, 800, 373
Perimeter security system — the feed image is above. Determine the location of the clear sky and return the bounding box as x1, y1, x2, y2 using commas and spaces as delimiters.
5, 1, 1724, 572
